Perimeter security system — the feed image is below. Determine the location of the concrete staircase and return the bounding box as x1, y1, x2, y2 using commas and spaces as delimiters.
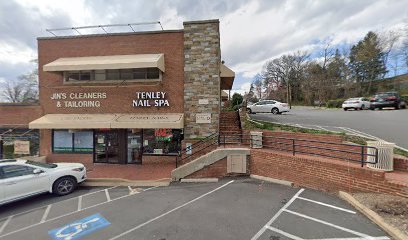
171, 148, 250, 181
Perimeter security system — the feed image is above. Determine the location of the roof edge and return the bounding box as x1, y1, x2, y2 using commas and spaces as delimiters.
37, 29, 183, 41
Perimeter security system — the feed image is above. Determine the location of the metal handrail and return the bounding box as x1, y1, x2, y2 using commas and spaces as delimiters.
218, 133, 378, 167
175, 132, 378, 168
176, 133, 219, 167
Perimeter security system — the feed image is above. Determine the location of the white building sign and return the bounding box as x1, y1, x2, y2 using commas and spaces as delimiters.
196, 113, 211, 123
50, 92, 106, 108
14, 140, 30, 154
132, 92, 169, 107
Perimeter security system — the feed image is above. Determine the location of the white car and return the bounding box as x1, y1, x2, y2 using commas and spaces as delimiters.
0, 159, 86, 205
247, 100, 290, 114
342, 97, 371, 111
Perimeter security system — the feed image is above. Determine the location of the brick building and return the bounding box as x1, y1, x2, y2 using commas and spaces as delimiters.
0, 19, 235, 168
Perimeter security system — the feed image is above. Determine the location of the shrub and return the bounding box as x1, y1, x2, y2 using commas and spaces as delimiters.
326, 99, 345, 108
401, 95, 408, 103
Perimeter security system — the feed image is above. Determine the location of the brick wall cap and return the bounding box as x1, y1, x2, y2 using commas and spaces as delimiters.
183, 19, 219, 25
37, 29, 183, 41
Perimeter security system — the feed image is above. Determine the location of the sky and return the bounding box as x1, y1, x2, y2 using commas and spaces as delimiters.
0, 0, 407, 97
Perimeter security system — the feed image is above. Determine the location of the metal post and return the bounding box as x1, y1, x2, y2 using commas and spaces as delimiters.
361, 146, 365, 167
292, 139, 295, 156
0, 139, 3, 159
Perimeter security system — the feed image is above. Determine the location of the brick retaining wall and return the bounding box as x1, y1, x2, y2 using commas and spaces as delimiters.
251, 149, 408, 198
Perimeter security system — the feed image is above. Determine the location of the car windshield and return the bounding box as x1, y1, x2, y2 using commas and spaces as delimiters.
347, 98, 359, 101
26, 160, 57, 168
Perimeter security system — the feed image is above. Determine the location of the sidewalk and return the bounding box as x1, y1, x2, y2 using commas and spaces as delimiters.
84, 163, 175, 186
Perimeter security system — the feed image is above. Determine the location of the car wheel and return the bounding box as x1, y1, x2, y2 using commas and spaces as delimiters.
247, 108, 252, 114
395, 104, 400, 110
379, 107, 383, 110
53, 176, 77, 196
271, 108, 279, 115
343, 108, 347, 111
360, 105, 365, 110
370, 107, 375, 110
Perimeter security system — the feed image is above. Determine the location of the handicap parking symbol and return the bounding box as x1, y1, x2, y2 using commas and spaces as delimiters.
48, 213, 110, 240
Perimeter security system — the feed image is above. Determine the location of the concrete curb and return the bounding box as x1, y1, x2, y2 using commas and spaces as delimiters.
82, 178, 171, 187
250, 174, 293, 187
339, 191, 408, 240
180, 178, 219, 183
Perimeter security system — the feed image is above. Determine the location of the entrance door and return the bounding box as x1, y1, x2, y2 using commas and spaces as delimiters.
127, 130, 142, 164
95, 130, 121, 163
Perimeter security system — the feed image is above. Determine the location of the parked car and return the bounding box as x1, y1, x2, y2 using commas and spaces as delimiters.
247, 100, 289, 114
369, 92, 406, 110
0, 159, 86, 205
342, 97, 371, 111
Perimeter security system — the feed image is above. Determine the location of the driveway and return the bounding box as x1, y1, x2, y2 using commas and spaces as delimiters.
0, 179, 389, 240
249, 106, 408, 150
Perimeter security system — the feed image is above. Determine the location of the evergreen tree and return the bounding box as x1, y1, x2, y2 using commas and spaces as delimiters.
349, 31, 387, 94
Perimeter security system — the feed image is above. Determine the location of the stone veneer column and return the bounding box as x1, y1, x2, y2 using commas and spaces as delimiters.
183, 19, 221, 139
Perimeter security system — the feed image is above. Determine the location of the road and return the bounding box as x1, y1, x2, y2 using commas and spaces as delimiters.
0, 179, 388, 240
249, 107, 408, 150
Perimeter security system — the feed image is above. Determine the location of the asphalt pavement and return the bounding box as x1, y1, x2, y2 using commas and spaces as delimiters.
0, 178, 389, 240
249, 106, 408, 150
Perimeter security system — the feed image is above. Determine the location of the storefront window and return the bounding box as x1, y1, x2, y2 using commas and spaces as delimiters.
53, 130, 93, 153
64, 68, 161, 82
53, 131, 73, 152
142, 129, 182, 155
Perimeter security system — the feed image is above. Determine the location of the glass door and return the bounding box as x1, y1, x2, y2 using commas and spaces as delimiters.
127, 130, 142, 164
94, 130, 120, 163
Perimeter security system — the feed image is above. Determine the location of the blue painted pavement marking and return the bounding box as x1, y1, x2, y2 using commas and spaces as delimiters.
48, 213, 110, 240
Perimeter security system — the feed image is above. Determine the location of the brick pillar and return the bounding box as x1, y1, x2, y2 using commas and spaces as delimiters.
183, 19, 221, 139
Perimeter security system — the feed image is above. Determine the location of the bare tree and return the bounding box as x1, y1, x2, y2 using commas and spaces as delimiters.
378, 30, 401, 77
1, 59, 38, 103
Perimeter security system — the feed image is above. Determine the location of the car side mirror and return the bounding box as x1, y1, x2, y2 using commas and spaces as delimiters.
33, 169, 44, 174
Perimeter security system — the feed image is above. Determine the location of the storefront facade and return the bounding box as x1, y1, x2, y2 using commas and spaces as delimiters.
25, 19, 234, 168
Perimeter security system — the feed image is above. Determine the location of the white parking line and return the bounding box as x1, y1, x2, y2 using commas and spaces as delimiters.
283, 209, 372, 238
251, 188, 305, 240
297, 197, 356, 214
0, 216, 12, 234
310, 237, 389, 240
143, 186, 159, 191
40, 205, 51, 223
266, 226, 303, 240
0, 185, 158, 239
105, 189, 111, 202
0, 186, 119, 223
77, 195, 82, 211
108, 180, 235, 240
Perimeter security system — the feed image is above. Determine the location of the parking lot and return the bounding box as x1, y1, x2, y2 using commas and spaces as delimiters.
250, 106, 408, 150
0, 178, 388, 240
